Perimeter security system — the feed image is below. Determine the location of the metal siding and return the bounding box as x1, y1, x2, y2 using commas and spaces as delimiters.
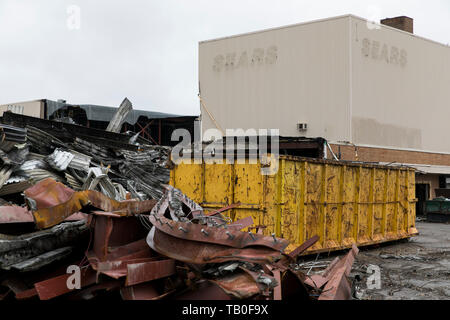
199, 16, 351, 141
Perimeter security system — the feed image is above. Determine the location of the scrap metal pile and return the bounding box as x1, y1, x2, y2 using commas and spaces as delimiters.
1, 175, 359, 300
0, 104, 359, 300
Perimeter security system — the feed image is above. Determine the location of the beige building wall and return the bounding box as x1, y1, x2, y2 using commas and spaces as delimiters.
350, 16, 450, 153
199, 15, 351, 141
199, 15, 450, 156
0, 100, 44, 118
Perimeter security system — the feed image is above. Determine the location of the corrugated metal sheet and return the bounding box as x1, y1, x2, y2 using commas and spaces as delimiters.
0, 124, 27, 143
106, 98, 133, 133
26, 125, 67, 154
0, 176, 32, 196
46, 149, 75, 171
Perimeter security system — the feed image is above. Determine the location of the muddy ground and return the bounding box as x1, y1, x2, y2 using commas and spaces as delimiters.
297, 221, 450, 300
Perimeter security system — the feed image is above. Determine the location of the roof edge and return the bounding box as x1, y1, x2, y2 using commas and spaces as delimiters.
199, 13, 450, 50
199, 14, 352, 44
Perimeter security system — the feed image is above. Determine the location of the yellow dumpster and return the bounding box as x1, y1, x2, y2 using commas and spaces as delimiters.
170, 156, 418, 254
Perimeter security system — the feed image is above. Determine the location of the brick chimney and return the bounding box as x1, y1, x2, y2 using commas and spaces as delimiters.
380, 16, 414, 33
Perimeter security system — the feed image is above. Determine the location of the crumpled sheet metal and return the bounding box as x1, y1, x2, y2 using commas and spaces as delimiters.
0, 206, 34, 223
313, 244, 359, 300
125, 258, 176, 286
287, 235, 319, 260
88, 212, 149, 262
0, 205, 87, 224
0, 124, 27, 143
147, 227, 283, 265
0, 220, 88, 270
151, 185, 203, 221
87, 239, 152, 267
210, 272, 261, 299
149, 215, 289, 252
96, 257, 156, 279
9, 247, 73, 272
46, 148, 75, 171
24, 178, 157, 229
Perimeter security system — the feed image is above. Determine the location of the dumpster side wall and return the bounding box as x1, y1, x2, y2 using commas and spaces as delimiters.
170, 157, 417, 254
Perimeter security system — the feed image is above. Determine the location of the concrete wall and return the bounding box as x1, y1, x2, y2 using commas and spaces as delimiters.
350, 16, 450, 153
0, 100, 44, 118
199, 15, 351, 141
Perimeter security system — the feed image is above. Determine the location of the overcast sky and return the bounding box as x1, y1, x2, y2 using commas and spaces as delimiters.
0, 0, 449, 116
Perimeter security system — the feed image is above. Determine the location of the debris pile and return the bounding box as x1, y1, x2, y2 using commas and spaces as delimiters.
1, 177, 358, 300
0, 105, 359, 300
0, 118, 171, 204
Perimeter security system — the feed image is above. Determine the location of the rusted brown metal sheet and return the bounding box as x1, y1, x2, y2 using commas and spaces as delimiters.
34, 267, 97, 300
204, 202, 241, 217
0, 206, 33, 223
87, 239, 152, 268
89, 213, 150, 262
287, 235, 319, 260
96, 258, 158, 279
147, 227, 283, 264
318, 244, 359, 300
239, 266, 273, 297
304, 257, 340, 289
272, 269, 282, 300
149, 215, 288, 251
210, 272, 260, 299
24, 178, 156, 229
227, 216, 254, 231
125, 259, 176, 286
0, 205, 87, 224
15, 288, 38, 300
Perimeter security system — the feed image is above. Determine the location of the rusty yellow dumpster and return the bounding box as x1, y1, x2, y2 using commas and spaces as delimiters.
170, 156, 418, 254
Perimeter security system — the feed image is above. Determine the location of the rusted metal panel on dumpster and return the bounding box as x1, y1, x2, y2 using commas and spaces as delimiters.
170, 156, 418, 254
